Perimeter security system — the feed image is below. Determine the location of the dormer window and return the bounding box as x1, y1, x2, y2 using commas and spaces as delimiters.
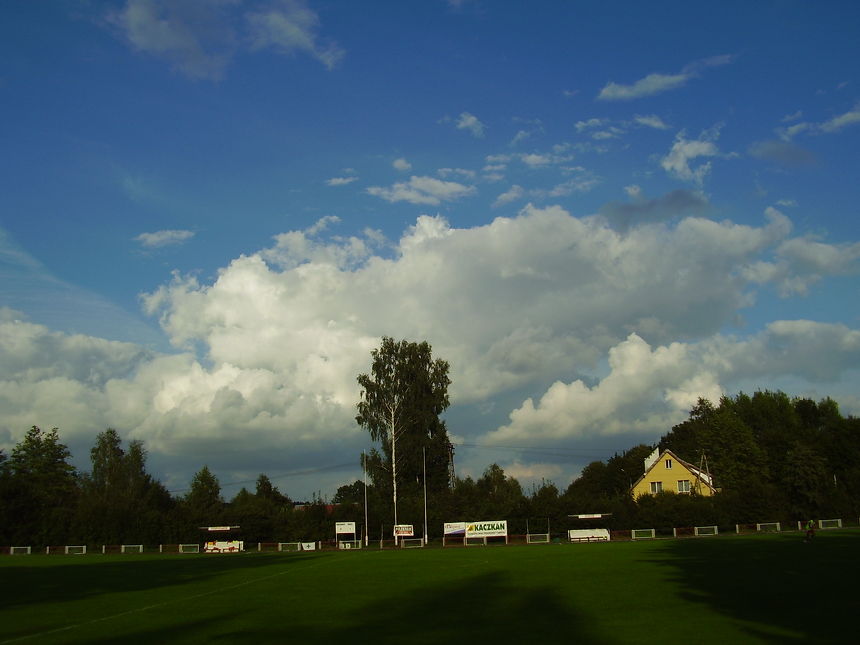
665, 459, 673, 469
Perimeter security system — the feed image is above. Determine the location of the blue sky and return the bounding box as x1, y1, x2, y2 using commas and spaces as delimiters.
1, 0, 859, 501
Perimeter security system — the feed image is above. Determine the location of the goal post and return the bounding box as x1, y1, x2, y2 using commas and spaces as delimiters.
756, 522, 781, 533
526, 518, 550, 544
400, 538, 424, 549
178, 543, 200, 554
819, 518, 842, 530
694, 525, 718, 536
121, 544, 144, 554
277, 542, 317, 552
278, 542, 301, 552
631, 528, 656, 540
10, 546, 31, 555
65, 545, 87, 555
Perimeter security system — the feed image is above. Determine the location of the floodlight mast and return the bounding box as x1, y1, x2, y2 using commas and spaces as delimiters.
391, 404, 399, 546
423, 446, 428, 545
363, 450, 369, 547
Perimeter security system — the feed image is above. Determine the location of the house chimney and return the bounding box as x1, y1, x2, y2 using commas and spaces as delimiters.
644, 447, 659, 471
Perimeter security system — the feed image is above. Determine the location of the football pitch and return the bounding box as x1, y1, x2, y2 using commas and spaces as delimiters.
1, 530, 857, 644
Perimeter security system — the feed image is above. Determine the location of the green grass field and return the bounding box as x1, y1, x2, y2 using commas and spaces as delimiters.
1, 530, 857, 644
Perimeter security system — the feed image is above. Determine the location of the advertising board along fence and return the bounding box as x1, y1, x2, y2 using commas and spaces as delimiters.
443, 522, 466, 547
394, 525, 414, 537
443, 521, 508, 546
394, 524, 423, 548
466, 521, 508, 546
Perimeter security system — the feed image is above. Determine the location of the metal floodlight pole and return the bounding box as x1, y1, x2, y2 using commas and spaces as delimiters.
363, 450, 369, 547
423, 446, 429, 545
391, 407, 398, 547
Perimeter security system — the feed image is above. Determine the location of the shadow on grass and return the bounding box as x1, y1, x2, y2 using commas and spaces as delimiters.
0, 553, 317, 609
84, 569, 604, 645
651, 531, 860, 643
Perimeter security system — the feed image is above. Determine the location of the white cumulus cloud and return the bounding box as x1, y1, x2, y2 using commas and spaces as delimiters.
326, 176, 358, 186
135, 230, 195, 249
661, 127, 723, 185
366, 176, 476, 205
4, 205, 859, 496
456, 112, 486, 138
486, 319, 860, 444
493, 185, 525, 208
598, 55, 734, 101
109, 0, 342, 80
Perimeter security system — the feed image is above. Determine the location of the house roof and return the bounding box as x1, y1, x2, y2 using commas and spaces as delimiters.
630, 448, 717, 494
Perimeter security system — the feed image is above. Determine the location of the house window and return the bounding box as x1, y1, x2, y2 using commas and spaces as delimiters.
678, 480, 691, 493
650, 481, 663, 494
665, 459, 673, 469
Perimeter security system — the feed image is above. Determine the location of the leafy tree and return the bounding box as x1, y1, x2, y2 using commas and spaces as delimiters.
475, 464, 525, 519
332, 480, 365, 505
659, 398, 713, 463
783, 444, 830, 518
606, 444, 655, 494
6, 426, 78, 544
226, 487, 274, 543
565, 461, 611, 506
255, 474, 291, 506
75, 429, 171, 544
356, 337, 451, 532
0, 450, 10, 543
527, 480, 565, 534
182, 465, 223, 535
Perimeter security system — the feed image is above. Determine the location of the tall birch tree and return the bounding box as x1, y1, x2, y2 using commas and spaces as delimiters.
356, 337, 451, 537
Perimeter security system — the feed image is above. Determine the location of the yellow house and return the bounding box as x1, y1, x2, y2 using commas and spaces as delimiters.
631, 448, 717, 498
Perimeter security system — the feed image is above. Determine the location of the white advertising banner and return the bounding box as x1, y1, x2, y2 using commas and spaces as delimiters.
466, 521, 508, 538
301, 542, 316, 551
444, 522, 466, 536
394, 524, 414, 537
335, 522, 356, 535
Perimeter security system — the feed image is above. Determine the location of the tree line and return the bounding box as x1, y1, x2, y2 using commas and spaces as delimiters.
1, 337, 858, 546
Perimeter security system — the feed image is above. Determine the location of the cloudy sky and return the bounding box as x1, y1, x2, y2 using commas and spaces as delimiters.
2, 0, 859, 501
